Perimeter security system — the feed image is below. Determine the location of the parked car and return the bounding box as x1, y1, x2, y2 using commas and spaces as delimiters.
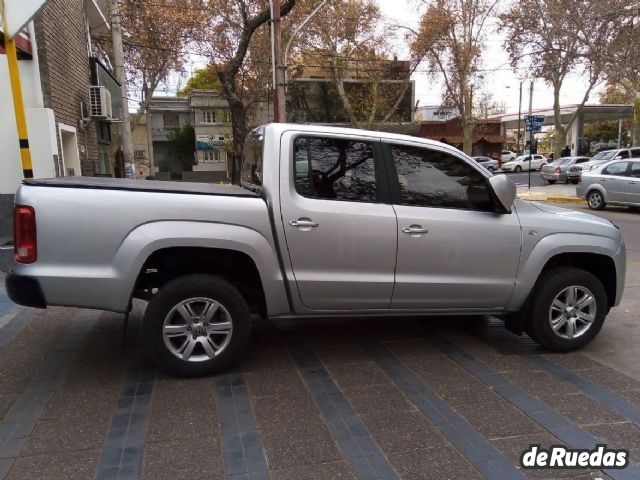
472, 156, 499, 172
568, 148, 640, 183
577, 159, 640, 210
501, 154, 548, 172
501, 150, 516, 163
540, 157, 590, 184
4, 124, 625, 376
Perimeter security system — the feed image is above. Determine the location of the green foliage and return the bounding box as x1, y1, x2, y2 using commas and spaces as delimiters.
178, 66, 222, 97
167, 124, 195, 155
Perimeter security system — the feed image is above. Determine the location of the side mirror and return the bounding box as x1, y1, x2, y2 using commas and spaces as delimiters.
489, 174, 516, 213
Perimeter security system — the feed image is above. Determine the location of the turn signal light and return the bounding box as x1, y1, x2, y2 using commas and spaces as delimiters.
13, 205, 37, 263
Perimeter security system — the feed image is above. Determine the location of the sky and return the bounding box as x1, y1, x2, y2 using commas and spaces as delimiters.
376, 0, 608, 115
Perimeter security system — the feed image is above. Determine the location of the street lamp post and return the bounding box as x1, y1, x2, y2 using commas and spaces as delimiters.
516, 80, 523, 153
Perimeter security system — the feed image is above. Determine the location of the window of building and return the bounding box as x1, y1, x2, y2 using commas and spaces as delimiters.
390, 144, 493, 211
201, 150, 221, 163
202, 110, 216, 124
293, 136, 377, 202
163, 113, 179, 129
134, 150, 146, 162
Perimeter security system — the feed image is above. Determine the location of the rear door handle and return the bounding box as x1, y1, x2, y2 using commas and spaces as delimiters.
402, 225, 428, 235
289, 218, 319, 228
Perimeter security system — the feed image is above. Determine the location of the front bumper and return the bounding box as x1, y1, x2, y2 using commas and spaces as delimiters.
5, 273, 46, 309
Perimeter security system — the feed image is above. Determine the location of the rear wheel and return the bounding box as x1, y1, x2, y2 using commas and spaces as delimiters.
527, 267, 606, 352
587, 190, 605, 210
547, 179, 557, 184
515, 165, 522, 172
143, 274, 251, 377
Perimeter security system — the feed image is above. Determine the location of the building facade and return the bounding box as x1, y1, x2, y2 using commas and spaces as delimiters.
418, 118, 505, 158
146, 90, 233, 182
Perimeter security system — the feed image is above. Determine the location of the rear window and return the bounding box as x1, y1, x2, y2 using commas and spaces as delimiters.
241, 128, 264, 191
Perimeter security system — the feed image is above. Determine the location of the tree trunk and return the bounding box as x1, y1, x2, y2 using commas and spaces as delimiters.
219, 73, 247, 185
462, 120, 473, 155
552, 81, 565, 158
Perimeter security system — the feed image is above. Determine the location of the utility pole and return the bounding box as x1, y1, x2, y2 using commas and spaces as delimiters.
111, 0, 135, 178
516, 81, 523, 153
2, 1, 33, 179
270, 0, 285, 122
527, 80, 533, 190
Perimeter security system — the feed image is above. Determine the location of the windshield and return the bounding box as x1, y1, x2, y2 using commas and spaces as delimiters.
591, 151, 617, 162
240, 127, 264, 191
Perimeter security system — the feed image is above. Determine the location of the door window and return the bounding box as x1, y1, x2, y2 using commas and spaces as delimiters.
293, 137, 378, 202
390, 144, 493, 211
630, 162, 640, 178
618, 151, 630, 159
631, 149, 640, 158
602, 161, 629, 176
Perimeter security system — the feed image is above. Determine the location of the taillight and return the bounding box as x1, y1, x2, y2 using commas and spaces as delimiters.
554, 167, 561, 173
13, 205, 37, 263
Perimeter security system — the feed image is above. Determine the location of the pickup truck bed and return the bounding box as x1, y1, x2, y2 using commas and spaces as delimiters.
25, 177, 259, 197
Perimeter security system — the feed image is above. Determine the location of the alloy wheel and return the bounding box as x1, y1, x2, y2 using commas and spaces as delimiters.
162, 297, 233, 362
548, 286, 597, 339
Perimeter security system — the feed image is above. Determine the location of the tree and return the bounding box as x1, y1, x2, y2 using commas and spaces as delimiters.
178, 65, 222, 96
500, 0, 628, 156
289, 0, 414, 128
411, 0, 498, 154
195, 0, 296, 182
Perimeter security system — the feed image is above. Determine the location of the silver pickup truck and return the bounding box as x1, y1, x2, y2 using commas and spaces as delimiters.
5, 124, 626, 376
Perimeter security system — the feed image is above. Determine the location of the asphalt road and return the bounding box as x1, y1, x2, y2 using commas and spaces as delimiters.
1, 203, 640, 480
502, 170, 547, 188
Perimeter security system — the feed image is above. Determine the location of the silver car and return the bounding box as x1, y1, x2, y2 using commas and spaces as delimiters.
568, 148, 640, 183
472, 156, 499, 172
541, 157, 590, 184
577, 159, 640, 210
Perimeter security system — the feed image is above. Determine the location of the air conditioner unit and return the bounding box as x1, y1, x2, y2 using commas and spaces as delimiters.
89, 86, 113, 119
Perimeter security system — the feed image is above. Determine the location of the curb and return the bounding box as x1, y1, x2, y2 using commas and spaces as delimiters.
517, 193, 586, 204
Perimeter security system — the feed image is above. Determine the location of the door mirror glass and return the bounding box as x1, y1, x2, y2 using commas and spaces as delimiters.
488, 174, 516, 213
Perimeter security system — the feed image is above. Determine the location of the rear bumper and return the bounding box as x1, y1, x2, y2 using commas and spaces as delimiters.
5, 273, 46, 309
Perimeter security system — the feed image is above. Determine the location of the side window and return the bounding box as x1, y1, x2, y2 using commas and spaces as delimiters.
630, 162, 640, 178
618, 151, 630, 159
293, 137, 377, 202
631, 149, 640, 158
390, 144, 493, 211
602, 162, 629, 176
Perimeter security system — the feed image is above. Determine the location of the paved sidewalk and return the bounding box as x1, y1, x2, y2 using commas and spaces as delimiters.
517, 183, 585, 204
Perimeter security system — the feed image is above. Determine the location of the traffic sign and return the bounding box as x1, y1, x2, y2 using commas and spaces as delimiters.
526, 124, 542, 132
525, 115, 545, 125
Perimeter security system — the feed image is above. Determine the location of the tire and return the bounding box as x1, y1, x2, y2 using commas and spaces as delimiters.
547, 180, 557, 184
142, 274, 251, 377
587, 190, 606, 210
515, 165, 522, 172
487, 166, 495, 172
527, 267, 607, 352
569, 179, 578, 185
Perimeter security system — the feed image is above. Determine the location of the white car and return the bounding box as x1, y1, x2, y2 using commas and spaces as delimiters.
501, 150, 516, 163
501, 154, 548, 172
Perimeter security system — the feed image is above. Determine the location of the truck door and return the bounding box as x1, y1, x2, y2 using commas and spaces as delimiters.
279, 133, 397, 311
385, 141, 521, 310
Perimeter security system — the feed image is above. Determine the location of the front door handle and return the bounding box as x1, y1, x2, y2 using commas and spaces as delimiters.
402, 225, 428, 235
289, 218, 319, 228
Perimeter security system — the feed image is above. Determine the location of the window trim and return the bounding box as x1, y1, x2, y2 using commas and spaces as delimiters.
289, 134, 390, 204
381, 141, 498, 213
602, 161, 630, 177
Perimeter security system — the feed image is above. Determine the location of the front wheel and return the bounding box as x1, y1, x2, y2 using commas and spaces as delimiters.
587, 190, 606, 210
527, 267, 607, 352
143, 274, 251, 377
515, 165, 522, 172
